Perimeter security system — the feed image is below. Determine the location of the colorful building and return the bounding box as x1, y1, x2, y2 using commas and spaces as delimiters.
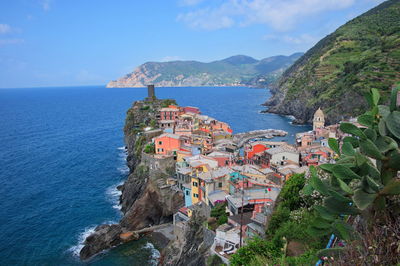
159, 106, 180, 121
154, 133, 182, 155
183, 106, 201, 114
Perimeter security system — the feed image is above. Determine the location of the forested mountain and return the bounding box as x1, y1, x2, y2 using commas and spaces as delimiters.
265, 0, 400, 124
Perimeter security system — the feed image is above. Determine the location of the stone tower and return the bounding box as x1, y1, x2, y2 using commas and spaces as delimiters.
147, 84, 155, 99
313, 107, 325, 130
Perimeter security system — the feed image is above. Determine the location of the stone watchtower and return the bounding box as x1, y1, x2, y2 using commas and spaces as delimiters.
313, 107, 325, 130
147, 84, 156, 100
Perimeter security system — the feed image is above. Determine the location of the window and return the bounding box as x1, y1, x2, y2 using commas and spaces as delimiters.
158, 141, 162, 145
218, 182, 223, 188
193, 193, 199, 198
186, 190, 190, 196
192, 181, 198, 187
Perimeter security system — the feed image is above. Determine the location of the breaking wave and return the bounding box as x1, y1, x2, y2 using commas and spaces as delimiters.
144, 242, 161, 265
68, 225, 97, 257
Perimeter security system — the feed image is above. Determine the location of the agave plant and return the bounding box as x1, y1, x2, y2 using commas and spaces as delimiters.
303, 85, 400, 254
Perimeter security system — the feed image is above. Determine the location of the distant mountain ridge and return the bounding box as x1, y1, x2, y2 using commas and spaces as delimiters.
265, 0, 400, 124
106, 53, 303, 88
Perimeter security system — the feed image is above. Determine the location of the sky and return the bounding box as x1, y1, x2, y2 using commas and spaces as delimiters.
0, 0, 385, 88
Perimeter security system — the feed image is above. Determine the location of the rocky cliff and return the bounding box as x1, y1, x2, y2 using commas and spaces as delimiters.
80, 98, 184, 260
106, 53, 302, 88
264, 0, 400, 124
161, 203, 215, 266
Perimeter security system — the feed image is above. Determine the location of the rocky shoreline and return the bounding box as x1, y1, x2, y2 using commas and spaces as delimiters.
80, 98, 185, 261
79, 97, 213, 264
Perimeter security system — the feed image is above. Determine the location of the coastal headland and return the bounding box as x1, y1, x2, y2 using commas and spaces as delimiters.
80, 85, 341, 264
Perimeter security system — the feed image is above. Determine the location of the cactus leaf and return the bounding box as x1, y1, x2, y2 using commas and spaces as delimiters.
336, 177, 353, 194
340, 122, 366, 139
310, 171, 330, 196
389, 85, 400, 112
387, 150, 400, 170
359, 139, 386, 160
355, 152, 368, 167
364, 128, 377, 142
328, 138, 340, 155
378, 105, 390, 119
329, 189, 352, 202
319, 163, 335, 172
375, 136, 398, 153
324, 197, 359, 215
334, 221, 353, 240
366, 176, 382, 192
342, 142, 355, 156
332, 165, 360, 181
308, 226, 331, 237
380, 179, 400, 195
378, 119, 387, 136
314, 205, 335, 221
358, 114, 374, 127
353, 189, 377, 210
312, 217, 333, 229
386, 111, 400, 139
343, 136, 359, 148
302, 183, 314, 196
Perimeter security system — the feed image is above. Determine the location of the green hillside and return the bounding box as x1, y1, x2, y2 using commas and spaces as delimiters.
265, 0, 400, 124
106, 53, 302, 88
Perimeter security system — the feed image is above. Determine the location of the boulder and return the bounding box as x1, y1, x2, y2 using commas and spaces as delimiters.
79, 224, 122, 260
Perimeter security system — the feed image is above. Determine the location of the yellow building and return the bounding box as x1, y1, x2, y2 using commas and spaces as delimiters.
313, 107, 325, 130
191, 176, 201, 204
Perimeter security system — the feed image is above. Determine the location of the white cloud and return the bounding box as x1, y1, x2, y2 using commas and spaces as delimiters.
41, 0, 51, 11
0, 24, 12, 34
263, 33, 320, 45
177, 1, 239, 30
0, 39, 24, 46
177, 0, 356, 31
161, 56, 183, 62
282, 34, 320, 45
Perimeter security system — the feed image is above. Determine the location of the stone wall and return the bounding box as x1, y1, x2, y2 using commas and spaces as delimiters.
141, 152, 176, 176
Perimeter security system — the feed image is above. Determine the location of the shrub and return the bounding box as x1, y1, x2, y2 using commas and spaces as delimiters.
144, 143, 155, 154
206, 254, 225, 266
230, 238, 281, 266
279, 173, 306, 210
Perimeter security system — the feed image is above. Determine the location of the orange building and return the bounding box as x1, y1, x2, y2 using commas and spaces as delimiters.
245, 143, 269, 160
154, 133, 182, 155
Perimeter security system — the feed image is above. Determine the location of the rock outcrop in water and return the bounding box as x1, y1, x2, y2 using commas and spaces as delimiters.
80, 98, 184, 260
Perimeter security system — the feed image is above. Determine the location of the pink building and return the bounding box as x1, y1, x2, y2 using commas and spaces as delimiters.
183, 106, 201, 114
159, 106, 180, 121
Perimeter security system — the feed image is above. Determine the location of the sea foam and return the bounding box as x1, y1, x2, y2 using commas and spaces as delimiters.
69, 220, 117, 257
68, 225, 97, 257
106, 182, 123, 210
144, 242, 161, 265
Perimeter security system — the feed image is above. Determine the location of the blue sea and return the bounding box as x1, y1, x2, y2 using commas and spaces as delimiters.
0, 86, 311, 265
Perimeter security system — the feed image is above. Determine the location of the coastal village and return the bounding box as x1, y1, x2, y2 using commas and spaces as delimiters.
133, 86, 356, 262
